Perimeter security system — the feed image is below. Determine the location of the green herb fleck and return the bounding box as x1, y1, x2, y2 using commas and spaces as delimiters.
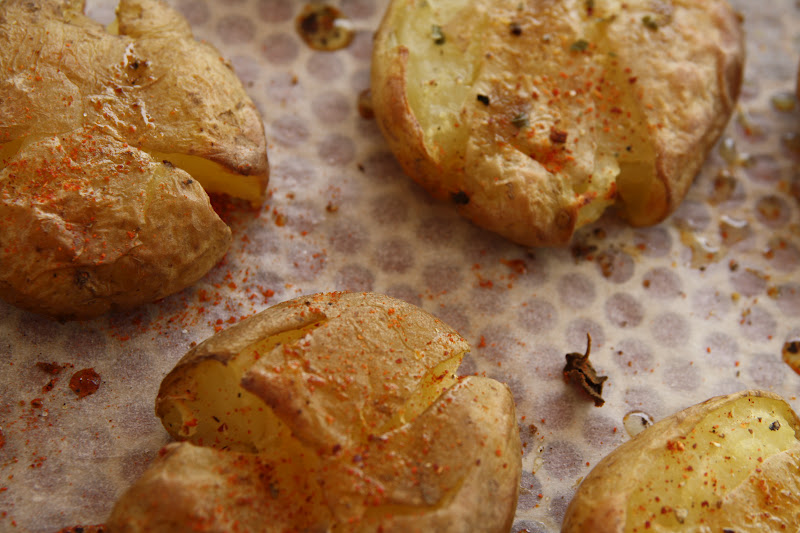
642, 15, 659, 30
431, 25, 446, 45
570, 39, 589, 52
511, 112, 529, 129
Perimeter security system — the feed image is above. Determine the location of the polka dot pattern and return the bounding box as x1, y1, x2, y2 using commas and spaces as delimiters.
605, 292, 644, 328
2, 1, 798, 532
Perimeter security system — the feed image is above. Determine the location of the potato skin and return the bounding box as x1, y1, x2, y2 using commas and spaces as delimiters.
110, 292, 522, 532
111, 377, 520, 533
0, 131, 231, 320
371, 0, 743, 246
157, 292, 472, 450
0, 0, 268, 192
562, 390, 800, 533
0, 0, 268, 318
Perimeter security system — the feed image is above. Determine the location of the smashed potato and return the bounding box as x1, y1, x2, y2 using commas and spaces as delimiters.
371, 0, 743, 246
563, 390, 800, 532
108, 292, 522, 532
0, 0, 268, 319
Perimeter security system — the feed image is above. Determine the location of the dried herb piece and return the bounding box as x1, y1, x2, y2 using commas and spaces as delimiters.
642, 15, 659, 30
769, 420, 781, 431
431, 25, 446, 45
564, 335, 608, 407
782, 339, 800, 375
42, 378, 58, 394
549, 128, 568, 144
570, 39, 589, 52
476, 94, 490, 106
511, 112, 529, 129
510, 21, 522, 35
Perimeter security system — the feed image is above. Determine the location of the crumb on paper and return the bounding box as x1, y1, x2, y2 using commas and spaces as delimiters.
782, 339, 800, 375
564, 334, 608, 407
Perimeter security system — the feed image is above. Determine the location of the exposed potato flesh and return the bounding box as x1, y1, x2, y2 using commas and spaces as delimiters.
562, 390, 800, 533
109, 292, 522, 532
143, 151, 266, 205
371, 0, 743, 246
0, 0, 268, 318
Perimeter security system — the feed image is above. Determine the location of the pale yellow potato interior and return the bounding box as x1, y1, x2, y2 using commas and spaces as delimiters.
395, 0, 659, 229
146, 151, 264, 206
160, 322, 467, 452
108, 16, 264, 207
379, 354, 461, 433
393, 0, 485, 158
587, 19, 658, 225
1, 141, 260, 207
159, 327, 314, 453
626, 395, 800, 531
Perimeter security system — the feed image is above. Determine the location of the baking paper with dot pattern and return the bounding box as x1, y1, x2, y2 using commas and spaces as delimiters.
1, 1, 799, 531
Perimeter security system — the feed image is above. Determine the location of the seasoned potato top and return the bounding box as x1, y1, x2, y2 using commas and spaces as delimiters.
563, 390, 800, 533
157, 292, 472, 451
0, 0, 269, 318
0, 0, 268, 203
372, 0, 743, 245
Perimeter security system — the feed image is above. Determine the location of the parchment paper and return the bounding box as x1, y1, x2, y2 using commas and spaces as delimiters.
1, 1, 798, 531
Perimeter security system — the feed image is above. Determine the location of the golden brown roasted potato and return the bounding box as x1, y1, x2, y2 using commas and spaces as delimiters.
108, 292, 522, 532
562, 390, 800, 532
371, 0, 743, 246
0, 0, 269, 319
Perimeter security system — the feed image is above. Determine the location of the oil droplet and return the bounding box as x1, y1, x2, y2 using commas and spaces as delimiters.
719, 215, 751, 246
679, 230, 721, 269
763, 236, 792, 262
623, 410, 653, 437
718, 137, 737, 164
69, 368, 101, 399
296, 4, 354, 51
756, 195, 786, 225
735, 109, 765, 139
708, 171, 737, 205
531, 456, 544, 474
770, 91, 797, 112
782, 338, 800, 376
